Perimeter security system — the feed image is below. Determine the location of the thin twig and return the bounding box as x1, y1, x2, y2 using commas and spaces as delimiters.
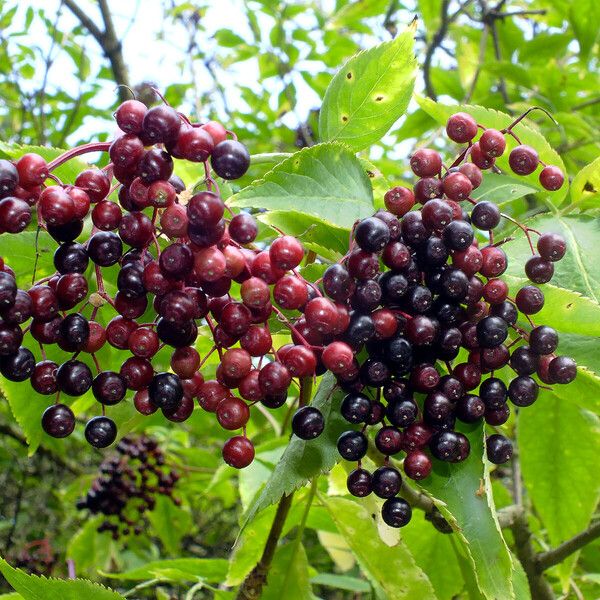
536, 520, 600, 572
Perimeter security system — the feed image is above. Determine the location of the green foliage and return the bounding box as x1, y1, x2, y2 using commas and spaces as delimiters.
0, 2, 598, 599
419, 424, 518, 600
319, 27, 416, 151
230, 143, 374, 229
322, 496, 436, 598
0, 559, 123, 600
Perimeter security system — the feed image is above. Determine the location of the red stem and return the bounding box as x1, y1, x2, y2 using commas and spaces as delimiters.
47, 142, 112, 171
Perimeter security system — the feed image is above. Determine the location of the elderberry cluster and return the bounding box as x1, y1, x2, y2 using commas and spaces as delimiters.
0, 96, 337, 464
76, 435, 178, 539
291, 110, 575, 529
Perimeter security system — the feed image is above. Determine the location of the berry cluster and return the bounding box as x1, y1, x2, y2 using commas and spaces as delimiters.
291, 110, 575, 529
0, 96, 333, 464
76, 435, 178, 539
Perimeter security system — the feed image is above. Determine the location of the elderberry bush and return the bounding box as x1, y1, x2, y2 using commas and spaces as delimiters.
289, 110, 575, 529
76, 435, 179, 540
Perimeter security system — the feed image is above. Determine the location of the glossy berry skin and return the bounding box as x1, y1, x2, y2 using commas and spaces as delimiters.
148, 372, 183, 412
355, 217, 390, 252
476, 316, 508, 348
41, 404, 75, 438
0, 347, 35, 382
515, 286, 544, 314
229, 213, 258, 244
375, 426, 403, 455
340, 392, 371, 424
486, 434, 513, 464
217, 397, 250, 430
292, 406, 325, 439
549, 356, 577, 383
509, 145, 539, 175
508, 376, 539, 407
337, 430, 368, 461
211, 140, 250, 180
529, 325, 558, 355
56, 360, 93, 396
471, 201, 501, 230
443, 220, 474, 251
539, 165, 564, 191
410, 148, 442, 177
525, 256, 554, 284
537, 233, 566, 262
403, 450, 432, 480
479, 129, 506, 157
384, 186, 414, 216
88, 231, 123, 267
92, 371, 127, 405
269, 235, 304, 270
429, 431, 462, 462
381, 497, 412, 528
372, 466, 402, 499
85, 416, 117, 448
222, 436, 255, 468
446, 112, 478, 143
347, 468, 372, 497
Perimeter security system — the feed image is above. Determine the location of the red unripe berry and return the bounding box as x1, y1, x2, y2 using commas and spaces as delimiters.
539, 165, 564, 191
458, 163, 483, 188
223, 436, 255, 468
321, 341, 354, 375
273, 275, 308, 310
443, 172, 472, 201
480, 246, 507, 278
269, 235, 304, 270
410, 148, 442, 177
16, 153, 48, 187
115, 99, 147, 134
170, 346, 201, 379
470, 143, 495, 169
198, 380, 230, 412
217, 396, 250, 430
240, 325, 272, 356
479, 129, 506, 157
304, 297, 339, 335
283, 345, 317, 377
221, 348, 252, 380
446, 112, 478, 143
509, 145, 539, 175
202, 121, 228, 145
241, 276, 271, 308
384, 186, 414, 216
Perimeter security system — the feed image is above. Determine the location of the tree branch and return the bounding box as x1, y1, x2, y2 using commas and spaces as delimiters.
236, 376, 314, 599
511, 512, 555, 600
63, 0, 130, 102
536, 520, 600, 572
423, 0, 450, 100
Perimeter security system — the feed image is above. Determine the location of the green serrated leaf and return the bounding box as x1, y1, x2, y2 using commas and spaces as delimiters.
504, 214, 600, 304
0, 558, 124, 600
322, 496, 437, 599
310, 572, 371, 593
419, 423, 515, 600
240, 373, 343, 529
102, 558, 228, 583
229, 144, 374, 229
401, 513, 465, 600
319, 27, 416, 151
569, 0, 600, 59
569, 156, 600, 211
416, 97, 568, 205
66, 517, 113, 575
519, 383, 600, 585
257, 210, 348, 260
471, 173, 540, 206
261, 542, 312, 600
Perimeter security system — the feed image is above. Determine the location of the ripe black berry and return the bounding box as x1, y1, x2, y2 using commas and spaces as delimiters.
291, 406, 325, 439
337, 430, 368, 461
486, 434, 513, 464
381, 497, 412, 528
85, 416, 117, 448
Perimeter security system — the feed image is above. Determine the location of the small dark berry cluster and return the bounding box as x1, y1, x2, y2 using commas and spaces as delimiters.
76, 435, 179, 539
290, 109, 575, 529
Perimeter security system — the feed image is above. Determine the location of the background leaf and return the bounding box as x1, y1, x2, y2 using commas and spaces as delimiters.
419, 423, 516, 600
322, 496, 437, 599
229, 144, 374, 229
319, 27, 416, 151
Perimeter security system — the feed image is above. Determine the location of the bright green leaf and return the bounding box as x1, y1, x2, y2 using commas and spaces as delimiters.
569, 156, 600, 211
261, 542, 312, 600
419, 423, 516, 600
319, 27, 416, 151
229, 143, 374, 229
322, 496, 437, 599
102, 558, 228, 583
0, 558, 124, 600
471, 173, 540, 205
